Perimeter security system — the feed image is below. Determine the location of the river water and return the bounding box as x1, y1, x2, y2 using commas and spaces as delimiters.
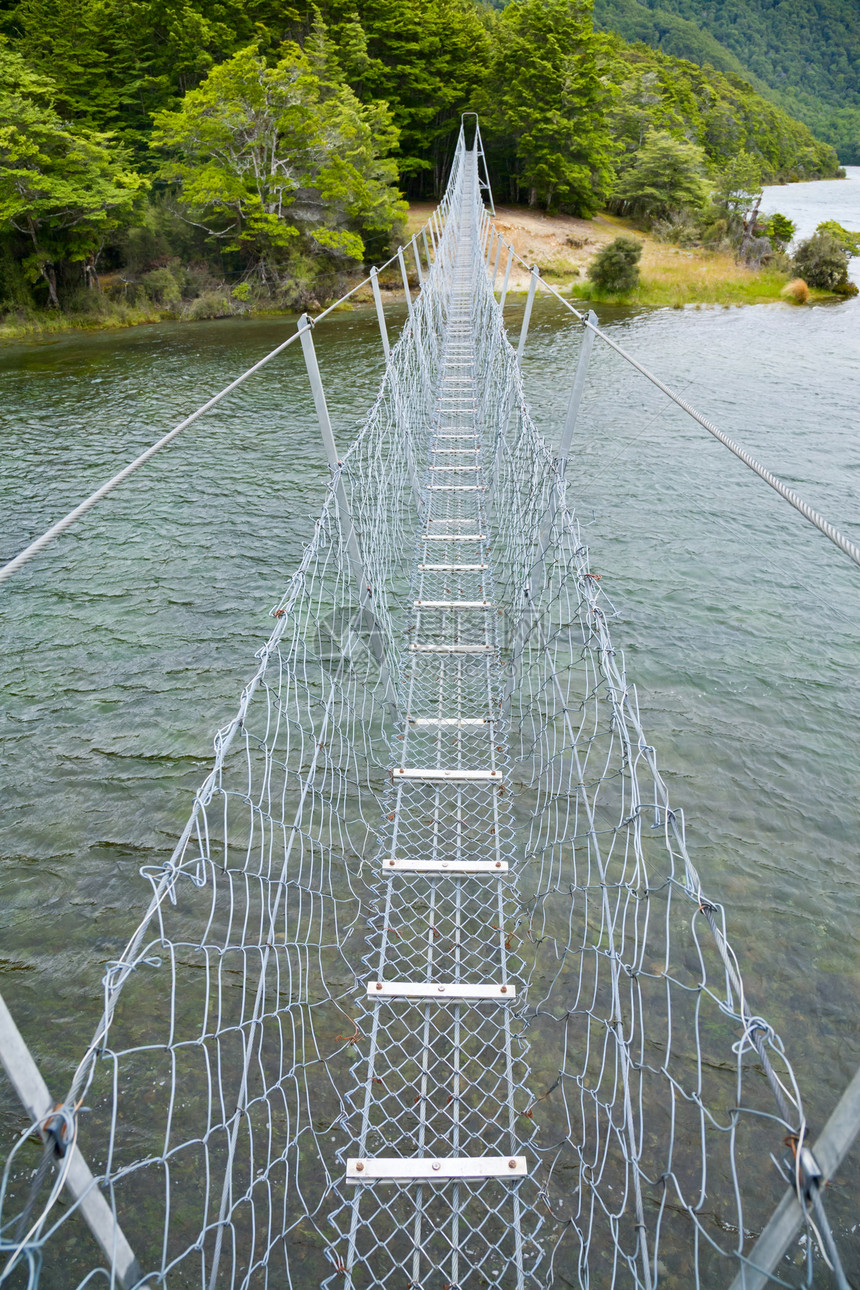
763, 165, 860, 279
1, 174, 858, 1273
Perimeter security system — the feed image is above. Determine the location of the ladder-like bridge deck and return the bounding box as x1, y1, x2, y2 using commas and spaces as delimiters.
343, 156, 532, 1287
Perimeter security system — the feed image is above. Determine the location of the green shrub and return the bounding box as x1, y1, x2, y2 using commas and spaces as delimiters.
141, 266, 181, 305
764, 212, 796, 249
588, 236, 643, 294
815, 220, 860, 256
182, 289, 236, 320
792, 232, 854, 292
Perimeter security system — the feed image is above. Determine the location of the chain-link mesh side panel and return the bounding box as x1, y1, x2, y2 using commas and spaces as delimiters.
0, 225, 453, 1288
493, 323, 816, 1285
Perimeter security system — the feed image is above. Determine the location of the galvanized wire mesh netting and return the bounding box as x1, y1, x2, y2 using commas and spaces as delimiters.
0, 134, 844, 1290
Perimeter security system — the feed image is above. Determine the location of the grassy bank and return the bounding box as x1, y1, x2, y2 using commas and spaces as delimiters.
0, 267, 408, 342
0, 300, 173, 341
485, 205, 846, 307
0, 205, 842, 342
562, 246, 796, 307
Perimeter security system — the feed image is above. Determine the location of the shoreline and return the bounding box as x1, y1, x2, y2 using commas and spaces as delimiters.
1, 208, 849, 343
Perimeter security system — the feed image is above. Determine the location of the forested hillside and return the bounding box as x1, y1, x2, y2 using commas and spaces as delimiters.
0, 0, 842, 320
594, 0, 860, 163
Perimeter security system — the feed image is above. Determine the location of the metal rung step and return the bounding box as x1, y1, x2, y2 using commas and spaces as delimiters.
429, 466, 480, 472
407, 718, 493, 726
423, 534, 485, 541
426, 485, 485, 491
409, 643, 493, 653
431, 448, 479, 453
346, 1156, 528, 1183
393, 768, 502, 782
367, 981, 514, 999
426, 516, 481, 524
414, 600, 494, 608
418, 563, 488, 570
383, 857, 507, 873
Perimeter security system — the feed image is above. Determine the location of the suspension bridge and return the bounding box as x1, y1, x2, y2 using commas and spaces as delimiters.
0, 120, 858, 1290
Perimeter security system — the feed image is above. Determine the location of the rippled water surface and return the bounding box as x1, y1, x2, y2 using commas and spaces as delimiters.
763, 165, 860, 279
1, 176, 859, 1269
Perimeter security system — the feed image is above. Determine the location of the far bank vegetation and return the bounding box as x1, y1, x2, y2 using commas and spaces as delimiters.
0, 0, 851, 332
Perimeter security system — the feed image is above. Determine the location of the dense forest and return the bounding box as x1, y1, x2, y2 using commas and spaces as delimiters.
0, 0, 843, 319
594, 0, 860, 164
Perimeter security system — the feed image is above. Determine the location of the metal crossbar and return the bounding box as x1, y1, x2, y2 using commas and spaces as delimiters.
0, 124, 855, 1290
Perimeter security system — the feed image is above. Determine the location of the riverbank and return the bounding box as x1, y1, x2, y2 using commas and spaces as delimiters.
426, 203, 834, 309
0, 201, 845, 342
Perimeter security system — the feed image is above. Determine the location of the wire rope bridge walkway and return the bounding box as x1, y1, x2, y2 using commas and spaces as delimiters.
1, 124, 858, 1290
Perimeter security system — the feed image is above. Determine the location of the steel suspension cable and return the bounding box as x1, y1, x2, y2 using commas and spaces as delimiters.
496, 237, 860, 570
0, 227, 438, 589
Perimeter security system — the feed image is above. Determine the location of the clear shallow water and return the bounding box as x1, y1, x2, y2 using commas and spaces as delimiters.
1, 187, 858, 1272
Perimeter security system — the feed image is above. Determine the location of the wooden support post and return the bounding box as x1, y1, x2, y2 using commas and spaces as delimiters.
370, 267, 390, 361
0, 992, 143, 1289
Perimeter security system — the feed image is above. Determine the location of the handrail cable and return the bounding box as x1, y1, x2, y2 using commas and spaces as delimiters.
495, 235, 860, 570
0, 226, 438, 589
3, 200, 857, 589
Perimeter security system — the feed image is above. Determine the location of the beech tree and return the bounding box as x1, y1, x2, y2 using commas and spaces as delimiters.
325, 0, 491, 191
0, 44, 143, 307
613, 129, 709, 222
480, 0, 615, 216
151, 39, 405, 280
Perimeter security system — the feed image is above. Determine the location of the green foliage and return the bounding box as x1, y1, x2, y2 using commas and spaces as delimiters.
765, 213, 796, 249
711, 152, 762, 220
792, 232, 855, 293
816, 220, 860, 257
613, 128, 708, 221
588, 234, 642, 292
326, 0, 491, 187
604, 37, 839, 182
594, 0, 860, 163
0, 0, 849, 320
140, 266, 182, 304
151, 40, 405, 277
0, 42, 144, 306
481, 0, 615, 215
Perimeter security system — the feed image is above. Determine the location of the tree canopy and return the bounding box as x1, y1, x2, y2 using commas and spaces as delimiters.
593, 0, 860, 163
152, 39, 405, 279
0, 0, 845, 315
0, 42, 143, 305
613, 129, 709, 221
481, 0, 615, 215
